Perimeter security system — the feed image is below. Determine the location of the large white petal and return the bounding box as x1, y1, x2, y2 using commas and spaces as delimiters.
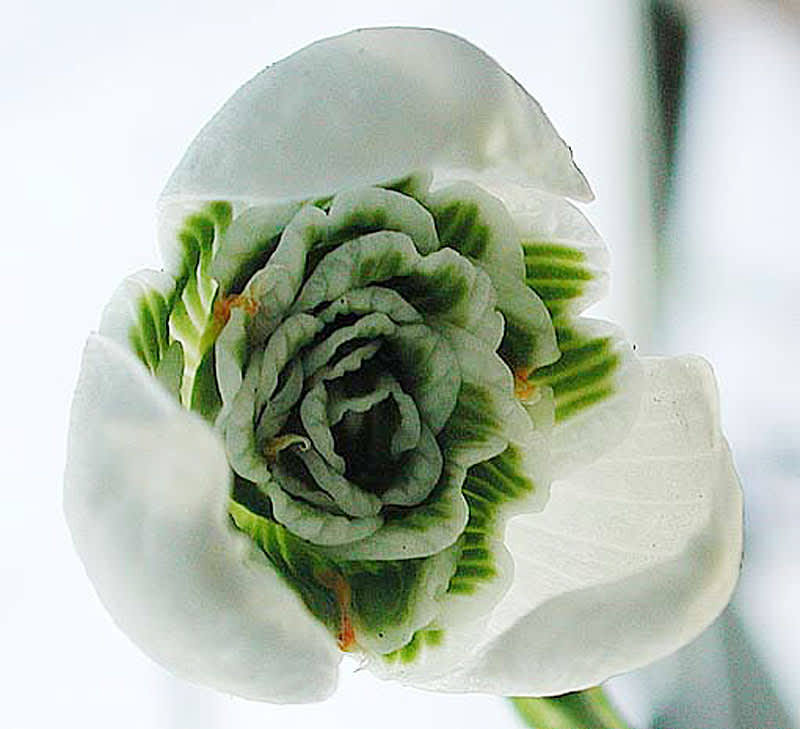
64, 335, 340, 702
400, 356, 742, 694
160, 27, 591, 207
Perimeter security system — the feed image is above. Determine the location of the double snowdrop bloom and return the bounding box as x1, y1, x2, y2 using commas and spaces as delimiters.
64, 28, 742, 703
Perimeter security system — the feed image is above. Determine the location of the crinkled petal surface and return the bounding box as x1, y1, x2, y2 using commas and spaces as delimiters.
396, 356, 741, 694
65, 25, 743, 705
161, 27, 591, 206
64, 335, 340, 702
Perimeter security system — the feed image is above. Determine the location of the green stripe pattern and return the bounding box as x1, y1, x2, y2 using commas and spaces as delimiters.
524, 240, 620, 423
230, 482, 459, 656
168, 202, 232, 404
448, 445, 534, 595
383, 445, 536, 664
129, 284, 174, 375
123, 181, 624, 664
528, 323, 620, 423
523, 241, 594, 319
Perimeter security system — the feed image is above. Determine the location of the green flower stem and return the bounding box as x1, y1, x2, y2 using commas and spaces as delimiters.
510, 687, 633, 729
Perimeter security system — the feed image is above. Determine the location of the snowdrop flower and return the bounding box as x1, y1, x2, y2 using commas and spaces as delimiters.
64, 28, 742, 703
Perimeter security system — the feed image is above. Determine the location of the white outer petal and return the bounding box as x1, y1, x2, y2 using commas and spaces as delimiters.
160, 27, 591, 208
404, 356, 742, 694
64, 335, 340, 703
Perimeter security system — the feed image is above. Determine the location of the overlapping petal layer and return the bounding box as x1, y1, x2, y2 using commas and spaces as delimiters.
64, 26, 742, 704
64, 336, 341, 702
369, 357, 742, 692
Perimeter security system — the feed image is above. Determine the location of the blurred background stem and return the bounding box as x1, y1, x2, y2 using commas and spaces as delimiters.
510, 688, 632, 729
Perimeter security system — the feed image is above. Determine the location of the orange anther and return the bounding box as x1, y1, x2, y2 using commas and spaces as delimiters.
213, 294, 259, 327
514, 367, 538, 402
317, 570, 357, 652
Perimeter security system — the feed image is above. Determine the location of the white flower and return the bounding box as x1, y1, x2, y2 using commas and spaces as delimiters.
64, 28, 742, 704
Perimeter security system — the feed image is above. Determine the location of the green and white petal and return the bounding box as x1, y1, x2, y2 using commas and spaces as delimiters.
517, 191, 610, 318
321, 464, 470, 561
427, 181, 525, 281
437, 322, 534, 458
398, 248, 503, 348
327, 186, 439, 255
529, 318, 644, 477
387, 323, 462, 435
244, 206, 327, 345
99, 269, 177, 375
228, 503, 459, 656
256, 313, 322, 415
223, 350, 271, 483
64, 335, 340, 702
317, 286, 422, 327
369, 445, 541, 682
265, 481, 384, 546
347, 546, 460, 655
156, 199, 233, 284
294, 448, 383, 518
380, 424, 442, 506
210, 201, 302, 294
302, 312, 398, 379
161, 28, 591, 206
215, 307, 249, 411
292, 231, 420, 313
408, 356, 742, 694
423, 184, 558, 369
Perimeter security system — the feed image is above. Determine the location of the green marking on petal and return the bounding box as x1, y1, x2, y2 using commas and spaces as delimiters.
165, 201, 233, 407
293, 231, 420, 313
100, 269, 183, 399
446, 445, 535, 597
523, 239, 602, 319
382, 626, 446, 664
189, 346, 222, 420
391, 248, 475, 319
381, 171, 433, 201
154, 339, 184, 399
426, 184, 559, 371
343, 546, 458, 654
230, 492, 458, 655
210, 202, 301, 294
328, 186, 439, 255
440, 383, 514, 471
528, 322, 620, 422
432, 198, 489, 258
522, 242, 587, 261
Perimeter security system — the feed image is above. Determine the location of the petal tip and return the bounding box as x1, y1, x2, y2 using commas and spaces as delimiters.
161, 27, 591, 205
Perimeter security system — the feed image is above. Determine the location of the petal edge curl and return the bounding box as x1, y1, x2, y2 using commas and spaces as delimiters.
64, 335, 341, 702
388, 356, 742, 694
161, 28, 592, 207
